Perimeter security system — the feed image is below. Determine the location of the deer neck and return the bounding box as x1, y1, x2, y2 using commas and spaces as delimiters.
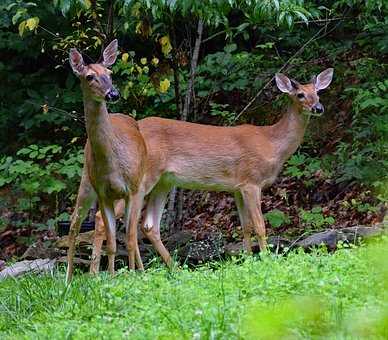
271, 101, 309, 164
83, 94, 114, 161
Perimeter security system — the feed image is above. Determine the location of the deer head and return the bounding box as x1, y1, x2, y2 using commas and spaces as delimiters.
275, 68, 334, 114
69, 39, 120, 102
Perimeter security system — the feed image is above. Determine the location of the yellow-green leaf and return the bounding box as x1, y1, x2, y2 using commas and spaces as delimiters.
135, 22, 142, 35
159, 36, 172, 56
26, 17, 39, 31
131, 3, 141, 17
18, 20, 26, 37
159, 79, 170, 93
122, 53, 129, 63
84, 0, 91, 9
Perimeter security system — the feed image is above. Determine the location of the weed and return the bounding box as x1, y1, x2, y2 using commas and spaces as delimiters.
0, 241, 386, 339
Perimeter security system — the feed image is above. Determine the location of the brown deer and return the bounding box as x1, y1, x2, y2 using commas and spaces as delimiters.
66, 40, 147, 283
89, 68, 334, 271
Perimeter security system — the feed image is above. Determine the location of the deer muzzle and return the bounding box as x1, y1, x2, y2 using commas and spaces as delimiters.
312, 102, 324, 114
105, 88, 120, 102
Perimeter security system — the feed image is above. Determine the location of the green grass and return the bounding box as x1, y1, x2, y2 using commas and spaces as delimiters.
0, 241, 387, 339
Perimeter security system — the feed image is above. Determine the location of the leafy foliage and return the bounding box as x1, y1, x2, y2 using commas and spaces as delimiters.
334, 78, 388, 200
299, 207, 335, 230
0, 145, 83, 221
264, 209, 291, 228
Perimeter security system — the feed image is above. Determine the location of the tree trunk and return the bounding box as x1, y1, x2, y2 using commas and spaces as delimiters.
106, 0, 114, 42
182, 19, 203, 121
166, 187, 178, 231
166, 19, 204, 232
165, 25, 181, 231
176, 19, 204, 226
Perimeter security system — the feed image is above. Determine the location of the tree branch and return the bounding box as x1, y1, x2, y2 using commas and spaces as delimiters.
234, 16, 345, 123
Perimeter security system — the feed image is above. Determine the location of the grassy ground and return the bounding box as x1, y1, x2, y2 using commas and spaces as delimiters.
0, 241, 387, 339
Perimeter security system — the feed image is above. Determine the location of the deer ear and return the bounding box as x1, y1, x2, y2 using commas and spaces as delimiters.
102, 39, 118, 67
69, 48, 85, 76
275, 73, 296, 93
315, 68, 334, 90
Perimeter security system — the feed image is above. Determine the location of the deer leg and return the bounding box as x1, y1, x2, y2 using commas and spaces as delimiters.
124, 192, 145, 271
241, 185, 267, 252
90, 210, 104, 275
90, 199, 125, 274
99, 200, 117, 275
123, 197, 135, 270
66, 167, 96, 284
132, 194, 145, 270
141, 181, 172, 267
234, 191, 252, 254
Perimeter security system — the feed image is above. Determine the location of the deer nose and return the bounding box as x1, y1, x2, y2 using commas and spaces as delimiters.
312, 103, 324, 114
105, 88, 120, 102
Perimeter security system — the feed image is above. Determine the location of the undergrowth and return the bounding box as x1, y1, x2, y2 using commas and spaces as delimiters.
0, 239, 386, 339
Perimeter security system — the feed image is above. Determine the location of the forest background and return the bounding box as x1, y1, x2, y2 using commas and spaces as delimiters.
0, 0, 387, 260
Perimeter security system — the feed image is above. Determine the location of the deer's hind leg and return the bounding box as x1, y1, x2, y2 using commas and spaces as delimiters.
240, 185, 267, 252
141, 181, 172, 267
90, 200, 125, 274
234, 191, 253, 254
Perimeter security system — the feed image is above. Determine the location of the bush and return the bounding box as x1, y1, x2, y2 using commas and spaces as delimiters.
0, 144, 83, 226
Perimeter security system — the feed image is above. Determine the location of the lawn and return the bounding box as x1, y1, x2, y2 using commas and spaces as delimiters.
0, 240, 386, 339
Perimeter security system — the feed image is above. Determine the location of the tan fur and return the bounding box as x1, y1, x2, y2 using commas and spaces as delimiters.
66, 46, 148, 283
90, 69, 333, 268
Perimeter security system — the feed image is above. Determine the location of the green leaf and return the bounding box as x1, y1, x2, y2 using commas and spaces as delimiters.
272, 0, 280, 12
237, 22, 250, 32
29, 151, 38, 159
224, 44, 237, 54
264, 209, 290, 228
12, 8, 27, 25
59, 0, 71, 16
286, 14, 293, 28
295, 11, 308, 24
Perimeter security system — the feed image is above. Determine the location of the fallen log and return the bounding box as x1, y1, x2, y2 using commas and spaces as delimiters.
0, 259, 56, 280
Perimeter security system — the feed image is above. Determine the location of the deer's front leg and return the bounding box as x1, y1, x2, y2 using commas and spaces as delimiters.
240, 185, 267, 252
66, 167, 96, 284
99, 200, 117, 275
124, 192, 145, 270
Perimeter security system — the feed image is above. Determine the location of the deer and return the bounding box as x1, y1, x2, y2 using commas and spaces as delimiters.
66, 40, 148, 283
88, 68, 334, 272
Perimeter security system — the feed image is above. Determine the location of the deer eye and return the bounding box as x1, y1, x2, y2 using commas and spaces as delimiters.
86, 74, 95, 81
297, 93, 305, 99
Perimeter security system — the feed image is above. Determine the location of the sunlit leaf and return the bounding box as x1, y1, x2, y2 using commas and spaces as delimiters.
160, 36, 172, 56
26, 17, 39, 31
159, 78, 170, 93
122, 53, 129, 63
18, 20, 26, 37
